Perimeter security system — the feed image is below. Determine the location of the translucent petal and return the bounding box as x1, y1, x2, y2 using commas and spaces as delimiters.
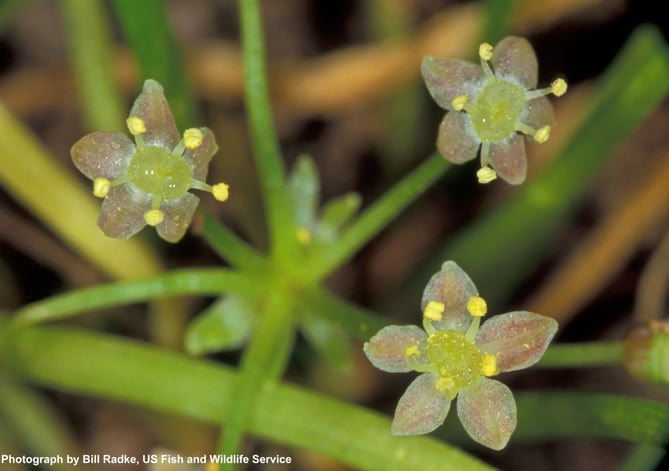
364, 325, 427, 373
183, 127, 218, 181
436, 113, 480, 164
391, 373, 451, 435
522, 96, 555, 129
492, 36, 538, 89
98, 184, 150, 239
421, 56, 485, 110
488, 134, 527, 185
129, 79, 180, 150
457, 377, 516, 450
476, 311, 558, 372
421, 261, 478, 333
71, 132, 134, 180
156, 192, 200, 242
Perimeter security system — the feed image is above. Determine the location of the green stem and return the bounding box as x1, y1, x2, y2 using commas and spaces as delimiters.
1, 325, 493, 471
239, 0, 296, 263
60, 0, 125, 132
304, 154, 450, 280
9, 269, 261, 328
537, 341, 624, 369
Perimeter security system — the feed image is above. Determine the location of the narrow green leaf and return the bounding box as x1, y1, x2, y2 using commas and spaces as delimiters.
185, 296, 253, 355
288, 154, 320, 228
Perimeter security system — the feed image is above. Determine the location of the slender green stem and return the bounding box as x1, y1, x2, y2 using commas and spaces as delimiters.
238, 0, 296, 263
304, 154, 450, 280
9, 269, 261, 329
537, 341, 624, 369
60, 0, 125, 132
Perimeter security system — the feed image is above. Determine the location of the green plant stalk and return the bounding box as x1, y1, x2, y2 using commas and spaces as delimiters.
304, 153, 450, 280
538, 341, 624, 368
60, 0, 125, 132
409, 25, 669, 310
238, 0, 298, 265
0, 103, 162, 281
111, 0, 198, 128
8, 269, 261, 329
217, 293, 296, 469
619, 444, 666, 471
1, 325, 494, 471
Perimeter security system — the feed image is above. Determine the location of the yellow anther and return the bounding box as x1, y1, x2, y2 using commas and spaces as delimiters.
404, 344, 420, 358
93, 178, 111, 198
296, 227, 312, 246
551, 78, 568, 97
212, 183, 230, 202
476, 166, 497, 184
534, 125, 551, 144
183, 128, 204, 149
435, 376, 455, 392
479, 42, 493, 61
451, 95, 469, 111
144, 209, 164, 226
466, 295, 487, 317
126, 116, 146, 136
481, 354, 498, 377
424, 301, 445, 321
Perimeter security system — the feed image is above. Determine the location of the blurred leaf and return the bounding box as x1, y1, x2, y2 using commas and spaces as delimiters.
185, 296, 254, 355
300, 313, 352, 370
288, 154, 320, 229
317, 192, 362, 243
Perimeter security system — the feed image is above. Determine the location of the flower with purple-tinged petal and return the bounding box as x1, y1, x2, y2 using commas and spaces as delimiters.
71, 79, 229, 243
364, 260, 558, 450
421, 37, 567, 185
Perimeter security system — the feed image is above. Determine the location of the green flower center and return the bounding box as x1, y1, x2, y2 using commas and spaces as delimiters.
426, 330, 485, 391
469, 78, 526, 142
128, 146, 192, 200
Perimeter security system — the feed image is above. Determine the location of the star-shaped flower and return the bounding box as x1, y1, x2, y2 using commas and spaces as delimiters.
421, 37, 567, 185
71, 79, 229, 243
364, 261, 558, 449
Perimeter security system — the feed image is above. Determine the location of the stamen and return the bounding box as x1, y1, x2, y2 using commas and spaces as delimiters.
93, 178, 111, 198
451, 95, 469, 111
435, 376, 455, 392
480, 141, 491, 166
551, 78, 568, 97
534, 125, 551, 144
126, 117, 146, 136
424, 301, 445, 321
144, 209, 164, 226
404, 345, 420, 358
184, 128, 204, 149
476, 166, 497, 184
212, 183, 230, 202
478, 42, 493, 61
481, 354, 498, 377
466, 296, 487, 317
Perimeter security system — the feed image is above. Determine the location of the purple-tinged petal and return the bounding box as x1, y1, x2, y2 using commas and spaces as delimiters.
183, 127, 218, 181
364, 325, 428, 373
421, 261, 478, 333
488, 135, 527, 185
129, 79, 180, 150
421, 56, 485, 110
491, 36, 538, 89
436, 112, 480, 164
457, 377, 516, 450
71, 132, 134, 180
391, 373, 451, 435
157, 193, 200, 243
98, 184, 151, 239
522, 96, 555, 129
476, 311, 558, 372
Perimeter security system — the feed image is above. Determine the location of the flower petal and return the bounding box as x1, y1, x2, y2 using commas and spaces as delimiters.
183, 127, 218, 181
457, 377, 516, 450
421, 261, 478, 333
476, 311, 558, 372
488, 134, 527, 185
71, 132, 134, 180
436, 112, 480, 164
98, 184, 151, 239
522, 96, 555, 130
364, 325, 428, 373
129, 79, 180, 150
157, 192, 200, 242
391, 373, 451, 435
492, 36, 538, 89
421, 56, 485, 110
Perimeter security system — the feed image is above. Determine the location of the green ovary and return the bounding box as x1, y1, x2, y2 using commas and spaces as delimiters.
469, 79, 526, 142
128, 146, 192, 200
426, 330, 485, 390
